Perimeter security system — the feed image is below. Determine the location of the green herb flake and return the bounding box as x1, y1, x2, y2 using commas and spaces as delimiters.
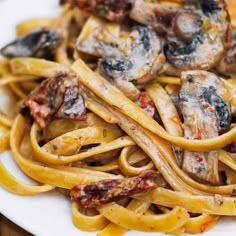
130, 79, 137, 85
194, 164, 206, 174
232, 189, 236, 197
53, 144, 59, 151
79, 208, 87, 215
202, 17, 212, 33
103, 129, 107, 138
37, 129, 44, 137
187, 74, 193, 83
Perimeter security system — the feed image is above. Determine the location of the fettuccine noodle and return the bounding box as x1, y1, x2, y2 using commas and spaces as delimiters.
0, 0, 236, 235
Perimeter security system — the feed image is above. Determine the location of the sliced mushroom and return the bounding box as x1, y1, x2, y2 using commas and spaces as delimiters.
130, 0, 179, 36
70, 0, 231, 71
158, 62, 183, 77
217, 31, 236, 75
202, 86, 231, 131
200, 0, 231, 43
169, 1, 230, 70
0, 29, 62, 59
179, 70, 231, 185
75, 16, 165, 100
181, 70, 232, 131
130, 0, 202, 42
218, 44, 236, 75
174, 11, 203, 42
75, 15, 121, 59
130, 0, 231, 71
110, 75, 141, 101
99, 26, 164, 100
164, 32, 224, 70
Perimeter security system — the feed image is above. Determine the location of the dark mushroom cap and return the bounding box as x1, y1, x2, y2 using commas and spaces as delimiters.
164, 0, 230, 70
173, 11, 202, 42
0, 29, 62, 59
181, 70, 232, 131
100, 26, 162, 83
164, 32, 224, 70
99, 26, 164, 100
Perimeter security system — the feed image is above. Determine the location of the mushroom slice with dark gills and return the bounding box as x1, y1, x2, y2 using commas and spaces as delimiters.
69, 0, 230, 71
21, 73, 86, 129
130, 1, 188, 37
75, 15, 121, 59
165, 0, 230, 71
130, 0, 230, 71
75, 16, 164, 100
218, 30, 236, 75
0, 29, 61, 59
190, 0, 231, 44
99, 26, 164, 101
179, 71, 231, 185
164, 32, 224, 70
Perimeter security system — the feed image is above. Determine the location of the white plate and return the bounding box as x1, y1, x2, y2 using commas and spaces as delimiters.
0, 0, 236, 235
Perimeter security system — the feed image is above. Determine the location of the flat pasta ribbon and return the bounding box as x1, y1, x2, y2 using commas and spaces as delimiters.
71, 59, 236, 152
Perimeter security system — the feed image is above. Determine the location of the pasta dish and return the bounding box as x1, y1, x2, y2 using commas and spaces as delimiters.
0, 0, 236, 234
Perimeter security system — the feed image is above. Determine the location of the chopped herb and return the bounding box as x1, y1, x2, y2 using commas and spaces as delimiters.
89, 201, 97, 208
37, 129, 44, 137
81, 195, 87, 199
187, 74, 193, 83
53, 144, 58, 151
103, 129, 107, 138
79, 208, 87, 215
130, 79, 137, 85
202, 17, 212, 32
194, 163, 206, 173
232, 189, 236, 197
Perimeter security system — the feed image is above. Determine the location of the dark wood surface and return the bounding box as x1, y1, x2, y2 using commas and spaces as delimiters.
0, 215, 32, 236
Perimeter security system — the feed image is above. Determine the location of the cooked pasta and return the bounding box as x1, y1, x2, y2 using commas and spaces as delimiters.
0, 0, 236, 235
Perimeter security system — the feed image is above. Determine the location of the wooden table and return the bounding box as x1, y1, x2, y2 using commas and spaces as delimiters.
0, 215, 32, 236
